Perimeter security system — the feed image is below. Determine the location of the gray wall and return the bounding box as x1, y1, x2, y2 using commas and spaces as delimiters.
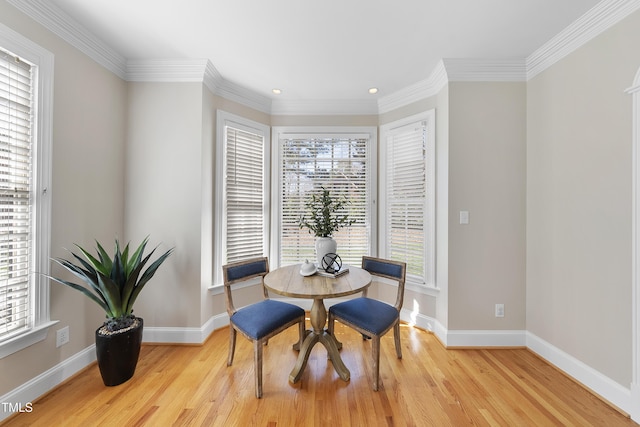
1, 0, 639, 411
527, 10, 640, 387
0, 2, 127, 394
124, 82, 203, 328
448, 82, 527, 331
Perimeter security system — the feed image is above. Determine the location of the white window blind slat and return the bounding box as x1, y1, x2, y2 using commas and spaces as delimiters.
0, 48, 33, 339
386, 122, 428, 283
280, 135, 370, 267
224, 126, 265, 264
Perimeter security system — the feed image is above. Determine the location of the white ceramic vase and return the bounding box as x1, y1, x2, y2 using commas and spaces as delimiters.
315, 237, 337, 267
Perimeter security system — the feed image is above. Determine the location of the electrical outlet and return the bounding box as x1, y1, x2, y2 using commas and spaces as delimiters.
56, 326, 69, 347
495, 304, 505, 318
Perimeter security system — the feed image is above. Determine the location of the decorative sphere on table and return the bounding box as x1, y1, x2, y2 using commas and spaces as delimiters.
321, 253, 342, 273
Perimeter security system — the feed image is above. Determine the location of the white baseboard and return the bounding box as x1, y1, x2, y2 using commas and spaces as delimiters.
399, 311, 635, 419
631, 383, 640, 422
445, 329, 527, 347
2, 314, 637, 423
142, 313, 228, 344
526, 331, 632, 417
400, 308, 444, 337
400, 310, 526, 347
0, 345, 96, 422
0, 314, 230, 422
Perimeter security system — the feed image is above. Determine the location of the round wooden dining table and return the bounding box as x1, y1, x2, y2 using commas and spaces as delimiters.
263, 263, 372, 383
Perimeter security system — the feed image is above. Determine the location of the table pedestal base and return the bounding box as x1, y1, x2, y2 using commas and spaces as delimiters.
289, 298, 350, 383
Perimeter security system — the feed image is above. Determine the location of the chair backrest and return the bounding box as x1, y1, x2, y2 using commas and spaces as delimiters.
361, 256, 407, 311
222, 257, 270, 316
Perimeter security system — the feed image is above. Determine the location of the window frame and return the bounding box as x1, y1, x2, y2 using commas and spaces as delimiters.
271, 126, 377, 269
213, 110, 270, 289
379, 111, 436, 290
0, 23, 55, 358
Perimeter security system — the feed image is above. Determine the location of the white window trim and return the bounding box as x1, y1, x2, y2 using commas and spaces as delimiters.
270, 126, 377, 269
379, 111, 436, 292
628, 66, 640, 421
0, 23, 56, 358
212, 110, 270, 289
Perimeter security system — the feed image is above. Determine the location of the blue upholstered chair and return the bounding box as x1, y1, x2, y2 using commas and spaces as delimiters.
328, 256, 406, 391
223, 257, 305, 398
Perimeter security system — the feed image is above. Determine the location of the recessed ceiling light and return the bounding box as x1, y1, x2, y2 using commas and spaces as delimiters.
272, 88, 282, 95
368, 87, 378, 94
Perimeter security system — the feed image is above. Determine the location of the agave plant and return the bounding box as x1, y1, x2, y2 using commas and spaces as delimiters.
49, 237, 173, 333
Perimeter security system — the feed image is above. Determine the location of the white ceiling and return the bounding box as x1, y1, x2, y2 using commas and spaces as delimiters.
46, 0, 601, 102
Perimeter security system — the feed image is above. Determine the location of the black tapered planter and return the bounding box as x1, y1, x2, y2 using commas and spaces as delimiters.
95, 318, 143, 386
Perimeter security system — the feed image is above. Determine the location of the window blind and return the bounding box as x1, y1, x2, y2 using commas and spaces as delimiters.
0, 49, 33, 340
386, 122, 427, 283
280, 136, 370, 267
224, 126, 265, 264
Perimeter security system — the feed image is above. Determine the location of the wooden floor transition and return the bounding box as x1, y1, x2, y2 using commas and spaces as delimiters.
1, 320, 637, 426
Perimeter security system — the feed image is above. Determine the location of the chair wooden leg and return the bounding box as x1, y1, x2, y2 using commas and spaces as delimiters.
394, 322, 402, 359
296, 319, 305, 350
326, 314, 342, 358
227, 327, 237, 366
372, 336, 381, 391
327, 313, 335, 335
254, 340, 263, 398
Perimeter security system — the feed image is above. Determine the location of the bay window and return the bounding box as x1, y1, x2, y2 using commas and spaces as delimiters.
215, 113, 435, 291
272, 127, 376, 268
379, 111, 435, 288
215, 111, 269, 286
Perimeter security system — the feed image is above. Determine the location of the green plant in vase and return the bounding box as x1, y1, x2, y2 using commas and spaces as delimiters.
298, 187, 354, 266
48, 236, 173, 385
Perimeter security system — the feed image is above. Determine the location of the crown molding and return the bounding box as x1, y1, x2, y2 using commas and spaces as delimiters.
527, 0, 640, 80
7, 0, 127, 78
9, 0, 640, 114
377, 60, 449, 114
211, 77, 273, 114
126, 59, 209, 82
126, 58, 273, 113
271, 99, 378, 116
443, 58, 527, 82
202, 60, 224, 94
376, 58, 528, 114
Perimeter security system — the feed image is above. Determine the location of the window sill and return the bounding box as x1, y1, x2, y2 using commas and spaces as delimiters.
208, 277, 262, 296
208, 284, 223, 295
0, 320, 59, 359
406, 283, 440, 296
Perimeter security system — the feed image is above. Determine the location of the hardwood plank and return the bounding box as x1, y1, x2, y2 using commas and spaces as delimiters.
1, 322, 636, 426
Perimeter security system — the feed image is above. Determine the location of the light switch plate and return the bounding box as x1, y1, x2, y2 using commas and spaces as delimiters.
459, 211, 469, 225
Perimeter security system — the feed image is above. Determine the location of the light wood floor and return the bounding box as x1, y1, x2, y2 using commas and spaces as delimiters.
1, 321, 637, 426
